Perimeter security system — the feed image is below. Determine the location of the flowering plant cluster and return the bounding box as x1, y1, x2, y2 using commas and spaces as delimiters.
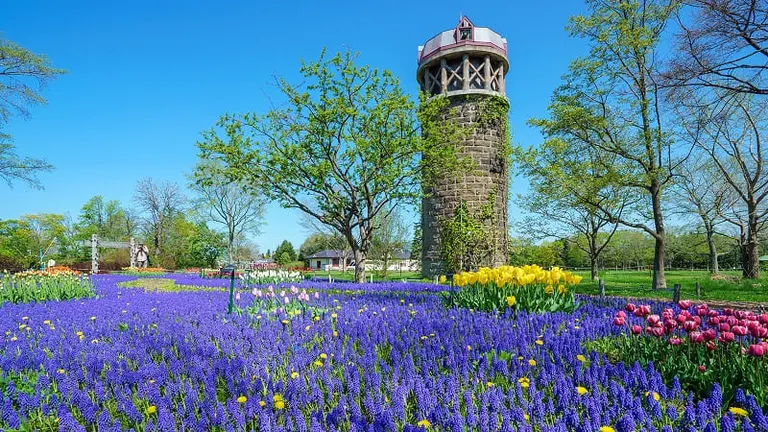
443, 265, 582, 313
244, 285, 324, 320
241, 269, 303, 286
0, 275, 765, 431
592, 300, 768, 406
1, 269, 94, 304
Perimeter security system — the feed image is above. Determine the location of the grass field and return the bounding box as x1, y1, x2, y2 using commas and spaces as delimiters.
572, 270, 768, 303
305, 270, 425, 282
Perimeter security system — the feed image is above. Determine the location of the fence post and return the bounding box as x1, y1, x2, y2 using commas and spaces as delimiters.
91, 234, 98, 274
129, 237, 136, 268
227, 267, 236, 314
673, 284, 681, 304
599, 278, 605, 298
695, 282, 701, 298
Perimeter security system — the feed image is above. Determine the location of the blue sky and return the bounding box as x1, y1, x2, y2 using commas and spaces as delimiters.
1, 1, 589, 252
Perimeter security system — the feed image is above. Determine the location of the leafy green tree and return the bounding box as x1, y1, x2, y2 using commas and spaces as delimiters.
197, 50, 464, 282
274, 240, 296, 263
276, 252, 292, 266
0, 37, 65, 189
530, 0, 680, 290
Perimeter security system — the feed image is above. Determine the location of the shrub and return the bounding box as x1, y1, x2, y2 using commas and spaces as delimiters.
441, 265, 582, 313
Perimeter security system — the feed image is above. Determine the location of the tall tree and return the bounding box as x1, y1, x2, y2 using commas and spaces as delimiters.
531, 0, 681, 289
133, 178, 185, 257
516, 143, 623, 280
191, 161, 265, 263
669, 155, 728, 273
676, 93, 768, 278
0, 37, 64, 188
274, 240, 297, 263
666, 0, 768, 95
198, 50, 463, 282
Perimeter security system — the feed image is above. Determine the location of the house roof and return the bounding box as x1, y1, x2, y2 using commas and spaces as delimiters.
306, 249, 351, 259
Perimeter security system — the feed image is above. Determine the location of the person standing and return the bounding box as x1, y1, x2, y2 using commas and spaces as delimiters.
135, 243, 150, 268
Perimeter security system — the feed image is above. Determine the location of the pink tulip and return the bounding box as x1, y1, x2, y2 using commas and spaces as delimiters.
639, 305, 652, 316
719, 323, 730, 332
280, 290, 286, 297
698, 365, 707, 372
683, 321, 699, 332
625, 303, 636, 312
616, 310, 627, 319
735, 310, 747, 319
633, 309, 644, 317
703, 328, 717, 341
726, 316, 739, 327
708, 310, 719, 318
678, 300, 692, 310
314, 292, 319, 299
663, 308, 675, 319
613, 317, 626, 326
664, 319, 677, 330
235, 292, 241, 301
290, 286, 299, 294
647, 315, 661, 326
723, 308, 734, 316
748, 344, 766, 357
718, 332, 735, 343
283, 296, 290, 304
669, 337, 682, 345
676, 314, 688, 324
631, 325, 642, 335
751, 326, 768, 338
706, 341, 717, 351
650, 327, 665, 337
689, 331, 704, 344
709, 316, 720, 326
732, 326, 749, 337
758, 314, 768, 324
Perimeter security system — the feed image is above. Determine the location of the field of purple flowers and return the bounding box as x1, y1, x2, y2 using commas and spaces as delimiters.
0, 274, 765, 431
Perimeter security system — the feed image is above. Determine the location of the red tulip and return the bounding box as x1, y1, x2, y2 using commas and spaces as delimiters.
718, 332, 735, 343
758, 314, 768, 324
750, 326, 768, 338
625, 303, 636, 312
615, 310, 627, 319
698, 365, 707, 372
678, 300, 692, 309
708, 310, 719, 318
723, 308, 734, 316
735, 310, 747, 319
696, 305, 709, 317
664, 319, 677, 330
689, 331, 704, 344
613, 317, 626, 326
748, 344, 766, 357
732, 326, 749, 337
676, 314, 688, 324
706, 341, 717, 351
669, 337, 682, 345
726, 316, 739, 327
650, 327, 665, 337
703, 328, 717, 341
719, 323, 731, 332
633, 309, 644, 317
709, 316, 720, 326
631, 325, 642, 335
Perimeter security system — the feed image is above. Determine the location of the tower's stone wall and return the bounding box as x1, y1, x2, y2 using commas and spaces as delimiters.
421, 96, 509, 277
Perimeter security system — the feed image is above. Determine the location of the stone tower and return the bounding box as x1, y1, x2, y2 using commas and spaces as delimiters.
418, 16, 509, 277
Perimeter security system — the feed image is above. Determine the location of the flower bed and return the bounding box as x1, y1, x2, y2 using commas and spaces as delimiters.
0, 276, 764, 430
0, 268, 95, 304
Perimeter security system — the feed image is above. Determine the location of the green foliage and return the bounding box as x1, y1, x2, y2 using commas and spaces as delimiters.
442, 282, 577, 314
274, 240, 296, 263
0, 271, 95, 304
439, 193, 497, 273
475, 95, 511, 160
298, 233, 346, 262
118, 278, 224, 292
585, 334, 768, 406
197, 49, 466, 282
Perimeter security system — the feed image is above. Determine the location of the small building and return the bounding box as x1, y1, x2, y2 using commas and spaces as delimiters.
306, 250, 353, 270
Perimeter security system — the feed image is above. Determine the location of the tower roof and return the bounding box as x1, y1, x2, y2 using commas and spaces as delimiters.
417, 16, 507, 65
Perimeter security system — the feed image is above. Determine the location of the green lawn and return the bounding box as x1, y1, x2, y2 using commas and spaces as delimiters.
572, 270, 768, 303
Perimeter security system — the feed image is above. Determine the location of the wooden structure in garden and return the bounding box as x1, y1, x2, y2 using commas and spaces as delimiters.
417, 17, 510, 277
77, 234, 136, 273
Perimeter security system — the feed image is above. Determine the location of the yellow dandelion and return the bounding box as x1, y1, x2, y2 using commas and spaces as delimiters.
259, 400, 266, 407
146, 405, 157, 414
528, 359, 536, 366
599, 427, 615, 432
331, 313, 338, 318
320, 353, 328, 360
535, 340, 544, 345
274, 399, 286, 410
576, 386, 588, 395
577, 354, 587, 362
417, 419, 431, 428
291, 372, 299, 379
729, 407, 748, 417
237, 396, 247, 404
313, 360, 324, 367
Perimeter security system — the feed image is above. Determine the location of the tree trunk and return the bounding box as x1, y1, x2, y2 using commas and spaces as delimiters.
744, 220, 760, 279
590, 255, 598, 281
353, 249, 366, 283
381, 253, 389, 278
705, 223, 718, 274
228, 232, 235, 264
650, 183, 667, 290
